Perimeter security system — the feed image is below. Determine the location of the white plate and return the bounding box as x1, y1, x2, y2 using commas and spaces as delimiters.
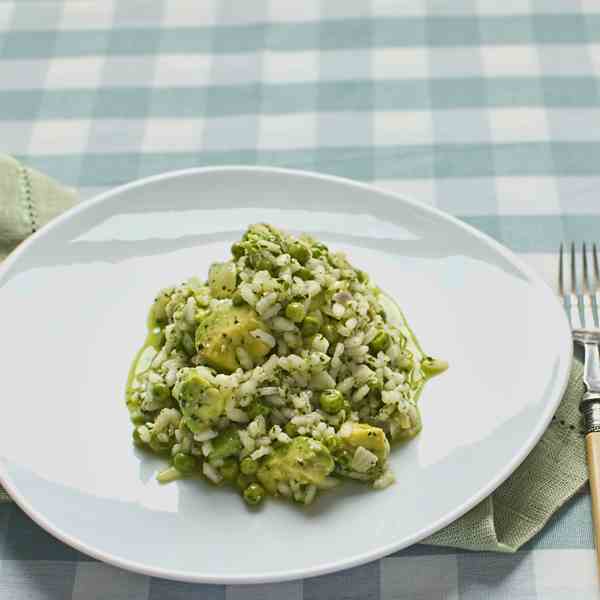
0, 167, 571, 583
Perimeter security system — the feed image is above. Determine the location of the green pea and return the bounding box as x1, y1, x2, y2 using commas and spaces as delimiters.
370, 331, 391, 353
231, 242, 245, 259
289, 242, 310, 265
220, 459, 239, 481
397, 350, 414, 371
421, 356, 448, 377
236, 473, 254, 490
150, 434, 172, 455
152, 382, 171, 405
284, 422, 298, 437
356, 270, 369, 283
247, 401, 271, 419
232, 290, 245, 306
321, 322, 339, 343
258, 258, 272, 272
312, 244, 328, 259
211, 427, 242, 460
367, 389, 381, 404
194, 309, 208, 324
302, 315, 320, 336
325, 436, 341, 453
243, 483, 265, 506
173, 452, 196, 473
240, 457, 258, 475
295, 267, 313, 281
130, 411, 146, 426
364, 354, 378, 369
285, 302, 306, 323
132, 428, 144, 447
248, 252, 270, 271
395, 332, 407, 349
320, 389, 344, 414
367, 374, 382, 390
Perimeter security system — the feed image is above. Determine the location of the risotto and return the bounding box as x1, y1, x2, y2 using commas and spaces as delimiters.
126, 224, 446, 507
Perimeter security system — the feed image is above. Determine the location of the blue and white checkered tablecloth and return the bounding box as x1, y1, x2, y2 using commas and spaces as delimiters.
2, 1, 600, 597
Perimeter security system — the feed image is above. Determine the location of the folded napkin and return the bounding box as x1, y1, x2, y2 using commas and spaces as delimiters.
0, 156, 588, 552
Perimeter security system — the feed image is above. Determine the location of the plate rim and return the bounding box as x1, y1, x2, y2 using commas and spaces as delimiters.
0, 165, 573, 584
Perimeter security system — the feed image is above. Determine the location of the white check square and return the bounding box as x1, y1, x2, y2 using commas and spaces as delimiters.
142, 119, 204, 152
28, 119, 91, 155
267, 0, 320, 22
321, 1, 373, 19
533, 549, 599, 598
372, 48, 429, 79
588, 43, 600, 75
475, 0, 533, 15
153, 54, 212, 88
0, 3, 14, 30
45, 57, 104, 90
372, 1, 427, 16
59, 1, 115, 30
495, 176, 560, 215
163, 0, 218, 26
489, 108, 549, 143
481, 45, 540, 77
263, 50, 318, 83
374, 110, 433, 146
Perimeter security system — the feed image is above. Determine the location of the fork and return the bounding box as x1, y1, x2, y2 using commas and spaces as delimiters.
559, 242, 600, 573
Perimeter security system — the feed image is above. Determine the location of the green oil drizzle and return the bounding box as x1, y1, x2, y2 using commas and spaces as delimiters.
380, 291, 447, 397
125, 311, 163, 416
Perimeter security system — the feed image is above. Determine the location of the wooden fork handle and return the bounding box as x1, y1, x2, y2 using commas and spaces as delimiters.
586, 432, 600, 574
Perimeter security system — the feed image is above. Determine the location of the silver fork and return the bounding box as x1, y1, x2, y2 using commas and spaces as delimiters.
559, 242, 600, 407
559, 242, 600, 573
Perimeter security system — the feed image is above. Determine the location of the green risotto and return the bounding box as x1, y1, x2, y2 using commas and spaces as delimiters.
126, 224, 446, 507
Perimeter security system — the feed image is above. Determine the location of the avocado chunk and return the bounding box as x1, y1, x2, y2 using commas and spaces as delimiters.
210, 427, 242, 460
389, 405, 422, 442
208, 261, 237, 299
195, 304, 271, 373
339, 422, 390, 462
257, 436, 334, 494
172, 368, 224, 431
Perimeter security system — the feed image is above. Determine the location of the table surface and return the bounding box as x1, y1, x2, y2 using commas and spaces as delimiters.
2, 1, 600, 598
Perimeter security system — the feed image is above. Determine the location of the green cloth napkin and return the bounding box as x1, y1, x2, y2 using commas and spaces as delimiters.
0, 155, 77, 261
0, 156, 588, 552
425, 360, 587, 551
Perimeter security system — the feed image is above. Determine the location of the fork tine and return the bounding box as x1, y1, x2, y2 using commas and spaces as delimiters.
593, 244, 600, 328
571, 242, 577, 293
570, 242, 584, 328
582, 242, 595, 328
583, 242, 590, 293
559, 243, 573, 325
559, 243, 565, 297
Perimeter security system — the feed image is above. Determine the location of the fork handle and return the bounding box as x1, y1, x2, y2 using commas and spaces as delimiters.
583, 398, 600, 575
586, 432, 600, 575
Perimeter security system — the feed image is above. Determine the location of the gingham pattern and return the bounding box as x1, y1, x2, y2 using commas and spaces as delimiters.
1, 0, 600, 597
